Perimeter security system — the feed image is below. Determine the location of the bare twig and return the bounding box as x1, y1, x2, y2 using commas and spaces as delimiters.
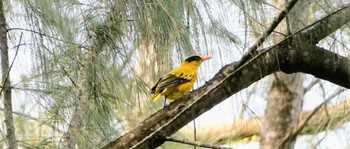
7, 28, 86, 48
295, 88, 345, 135
193, 120, 197, 149
0, 107, 64, 133
304, 79, 320, 93
231, 0, 286, 37
277, 88, 346, 147
0, 32, 23, 96
165, 137, 234, 149
239, 0, 299, 64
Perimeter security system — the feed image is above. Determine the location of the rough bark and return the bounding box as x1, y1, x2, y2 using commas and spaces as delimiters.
59, 48, 94, 149
0, 1, 18, 148
102, 3, 350, 149
260, 1, 309, 148
260, 73, 303, 149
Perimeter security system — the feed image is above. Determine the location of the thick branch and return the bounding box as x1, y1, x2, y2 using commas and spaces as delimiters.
281, 44, 350, 88
103, 4, 350, 149
297, 3, 350, 44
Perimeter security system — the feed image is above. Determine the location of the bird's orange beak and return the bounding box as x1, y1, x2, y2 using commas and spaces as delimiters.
201, 55, 212, 61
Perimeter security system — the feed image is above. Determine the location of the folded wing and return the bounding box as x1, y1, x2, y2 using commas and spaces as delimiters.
152, 72, 193, 94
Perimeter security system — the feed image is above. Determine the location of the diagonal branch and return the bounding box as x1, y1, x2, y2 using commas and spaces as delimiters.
0, 33, 22, 96
297, 88, 345, 135
297, 3, 350, 44
238, 0, 299, 67
165, 137, 233, 149
0, 107, 64, 134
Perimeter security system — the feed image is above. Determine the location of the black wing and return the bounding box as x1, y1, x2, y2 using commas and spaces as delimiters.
151, 73, 191, 94
151, 78, 162, 94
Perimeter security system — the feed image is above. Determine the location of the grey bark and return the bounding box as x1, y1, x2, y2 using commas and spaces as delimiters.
0, 1, 18, 148
59, 49, 94, 149
260, 73, 303, 149
260, 1, 310, 148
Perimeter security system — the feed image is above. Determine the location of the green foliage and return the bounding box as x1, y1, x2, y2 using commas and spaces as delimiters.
9, 0, 338, 148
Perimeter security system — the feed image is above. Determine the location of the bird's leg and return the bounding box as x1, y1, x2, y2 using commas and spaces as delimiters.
163, 97, 169, 108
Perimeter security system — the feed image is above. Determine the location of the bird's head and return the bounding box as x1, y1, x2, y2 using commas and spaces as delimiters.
181, 55, 212, 68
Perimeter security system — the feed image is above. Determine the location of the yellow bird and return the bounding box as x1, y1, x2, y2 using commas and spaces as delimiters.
150, 55, 212, 102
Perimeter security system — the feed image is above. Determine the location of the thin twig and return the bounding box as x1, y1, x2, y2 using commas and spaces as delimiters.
0, 32, 23, 96
277, 88, 346, 147
0, 107, 64, 133
165, 137, 234, 149
60, 65, 77, 87
304, 79, 320, 93
7, 28, 86, 48
295, 88, 345, 135
193, 119, 197, 149
220, 2, 350, 94
239, 0, 299, 64
231, 1, 286, 37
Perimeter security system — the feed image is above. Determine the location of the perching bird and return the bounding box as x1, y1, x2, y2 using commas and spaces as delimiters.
150, 55, 212, 103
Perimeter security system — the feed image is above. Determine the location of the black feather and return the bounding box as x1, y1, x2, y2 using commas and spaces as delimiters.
184, 55, 201, 62
151, 78, 162, 94
151, 74, 191, 94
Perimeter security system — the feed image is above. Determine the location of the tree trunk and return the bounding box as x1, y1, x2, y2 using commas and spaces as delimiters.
260, 73, 303, 149
260, 1, 312, 148
0, 1, 18, 148
59, 48, 95, 149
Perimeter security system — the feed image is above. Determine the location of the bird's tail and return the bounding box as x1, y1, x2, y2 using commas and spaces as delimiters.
151, 93, 162, 102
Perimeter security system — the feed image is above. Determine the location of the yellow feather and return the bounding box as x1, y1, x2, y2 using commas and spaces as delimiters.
151, 92, 162, 102
150, 55, 211, 102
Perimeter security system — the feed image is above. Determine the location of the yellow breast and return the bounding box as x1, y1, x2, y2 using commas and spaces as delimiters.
166, 76, 197, 101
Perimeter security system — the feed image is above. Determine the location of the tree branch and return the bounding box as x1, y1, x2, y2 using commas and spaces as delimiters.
297, 3, 350, 44
165, 137, 233, 149
0, 33, 22, 96
240, 0, 299, 63
0, 107, 64, 134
